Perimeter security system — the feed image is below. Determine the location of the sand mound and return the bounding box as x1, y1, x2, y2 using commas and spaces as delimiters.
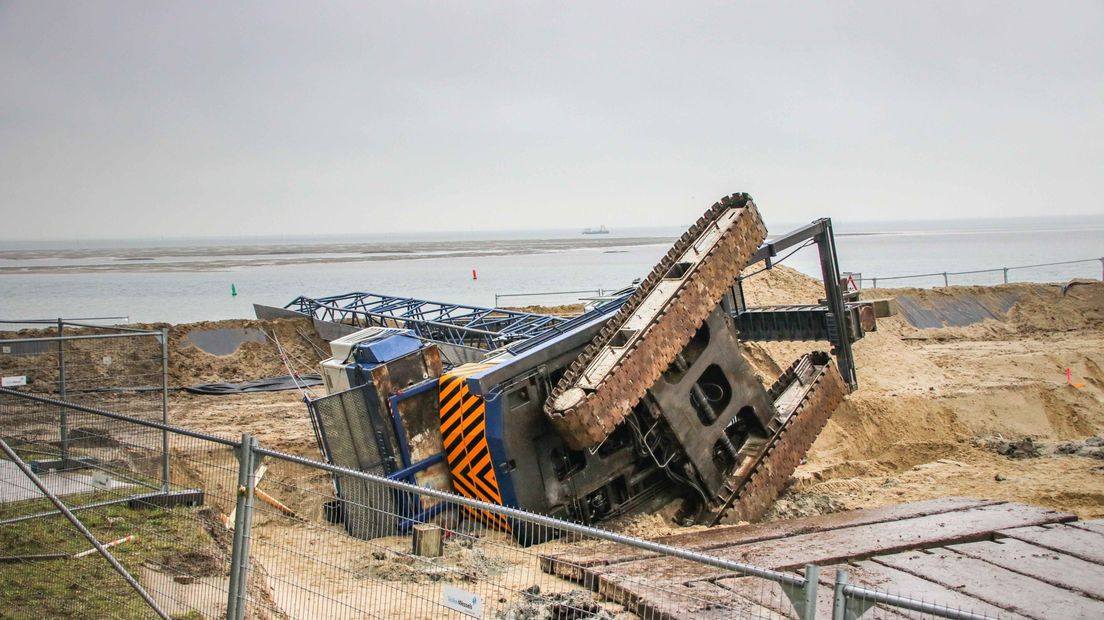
739, 264, 826, 306
0, 316, 330, 390
166, 317, 329, 387
748, 275, 1104, 520
877, 280, 1104, 334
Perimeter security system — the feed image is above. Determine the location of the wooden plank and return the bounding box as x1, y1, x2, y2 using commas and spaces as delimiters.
999, 524, 1104, 564
594, 503, 1073, 587
714, 503, 1073, 571
597, 577, 785, 620
540, 497, 998, 580
713, 572, 910, 620
818, 561, 1025, 620
876, 548, 1104, 620
948, 538, 1104, 600
1067, 519, 1104, 537
412, 523, 443, 557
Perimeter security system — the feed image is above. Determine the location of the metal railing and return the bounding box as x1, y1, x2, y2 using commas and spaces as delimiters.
859, 256, 1104, 288
0, 384, 1016, 620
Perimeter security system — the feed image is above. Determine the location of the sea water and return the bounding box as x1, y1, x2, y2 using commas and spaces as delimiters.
1, 216, 1101, 324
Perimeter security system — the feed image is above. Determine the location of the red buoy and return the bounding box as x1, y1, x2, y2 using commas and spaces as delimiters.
472, 269, 478, 280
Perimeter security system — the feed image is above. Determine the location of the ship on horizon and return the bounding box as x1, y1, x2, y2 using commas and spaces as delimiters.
581, 225, 610, 235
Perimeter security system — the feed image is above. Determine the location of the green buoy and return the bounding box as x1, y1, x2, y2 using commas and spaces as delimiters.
231, 283, 237, 297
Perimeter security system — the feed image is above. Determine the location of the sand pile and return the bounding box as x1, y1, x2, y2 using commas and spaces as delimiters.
739, 263, 826, 306
165, 317, 329, 387
0, 316, 330, 390
749, 274, 1104, 520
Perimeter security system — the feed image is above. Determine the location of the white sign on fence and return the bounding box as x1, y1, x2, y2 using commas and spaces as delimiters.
442, 585, 483, 618
1, 375, 27, 387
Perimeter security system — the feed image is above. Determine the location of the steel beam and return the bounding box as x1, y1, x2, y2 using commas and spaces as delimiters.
284, 292, 569, 350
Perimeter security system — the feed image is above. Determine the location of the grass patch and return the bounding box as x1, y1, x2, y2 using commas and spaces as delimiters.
0, 501, 225, 620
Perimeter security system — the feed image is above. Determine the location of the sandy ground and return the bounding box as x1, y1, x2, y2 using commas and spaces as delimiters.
154, 272, 1104, 530
15, 270, 1100, 616
750, 278, 1104, 521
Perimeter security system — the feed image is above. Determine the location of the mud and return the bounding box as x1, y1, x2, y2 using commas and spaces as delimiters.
495, 587, 620, 620
155, 549, 225, 578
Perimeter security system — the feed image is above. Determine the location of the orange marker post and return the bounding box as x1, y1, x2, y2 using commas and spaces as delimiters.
1067, 368, 1086, 388
73, 534, 136, 558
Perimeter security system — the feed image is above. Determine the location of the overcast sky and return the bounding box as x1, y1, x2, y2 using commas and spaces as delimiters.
1, 1, 1101, 240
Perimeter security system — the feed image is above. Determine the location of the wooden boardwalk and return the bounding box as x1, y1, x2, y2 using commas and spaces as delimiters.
540, 498, 1104, 619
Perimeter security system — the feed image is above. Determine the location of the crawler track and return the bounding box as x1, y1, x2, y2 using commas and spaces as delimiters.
711, 353, 847, 524
546, 194, 767, 450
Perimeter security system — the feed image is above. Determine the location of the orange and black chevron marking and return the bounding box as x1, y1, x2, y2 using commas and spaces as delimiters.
439, 363, 510, 532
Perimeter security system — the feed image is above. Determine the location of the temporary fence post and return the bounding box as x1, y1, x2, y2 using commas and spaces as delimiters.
160, 328, 170, 492
832, 568, 848, 620
780, 564, 820, 619
57, 318, 68, 464
227, 433, 258, 620
800, 565, 820, 619
1003, 267, 1009, 284
1099, 257, 1103, 281
942, 272, 949, 287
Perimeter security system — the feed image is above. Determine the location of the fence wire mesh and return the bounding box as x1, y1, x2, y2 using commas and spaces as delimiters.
0, 387, 1015, 620
0, 327, 1015, 620
0, 324, 166, 420
241, 447, 804, 620
0, 390, 241, 619
830, 571, 1020, 620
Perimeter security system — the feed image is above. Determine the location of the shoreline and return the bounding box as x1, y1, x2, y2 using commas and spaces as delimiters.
0, 236, 672, 275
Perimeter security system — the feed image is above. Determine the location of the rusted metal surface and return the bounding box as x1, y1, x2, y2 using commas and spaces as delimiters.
876, 547, 1104, 619
546, 194, 767, 450
948, 538, 1104, 600
541, 497, 999, 581
999, 523, 1104, 564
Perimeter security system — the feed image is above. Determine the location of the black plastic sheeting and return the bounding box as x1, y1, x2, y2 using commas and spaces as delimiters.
893, 290, 1021, 329
185, 374, 323, 395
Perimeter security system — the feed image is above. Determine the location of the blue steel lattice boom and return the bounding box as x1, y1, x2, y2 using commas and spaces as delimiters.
285, 292, 568, 350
